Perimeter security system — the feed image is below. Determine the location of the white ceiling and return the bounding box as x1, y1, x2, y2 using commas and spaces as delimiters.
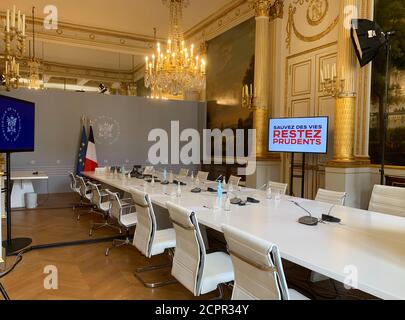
1, 0, 234, 37
1, 0, 238, 85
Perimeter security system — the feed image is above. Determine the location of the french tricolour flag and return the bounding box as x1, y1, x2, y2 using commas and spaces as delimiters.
84, 126, 98, 172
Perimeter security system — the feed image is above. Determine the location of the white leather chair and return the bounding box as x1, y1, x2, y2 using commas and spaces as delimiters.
222, 224, 309, 300
131, 189, 177, 288
315, 188, 347, 206
88, 182, 122, 236
229, 175, 241, 187
68, 172, 81, 210
105, 190, 138, 256
268, 181, 288, 196
197, 171, 209, 181
178, 168, 189, 177
167, 202, 234, 298
77, 176, 94, 220
368, 185, 405, 218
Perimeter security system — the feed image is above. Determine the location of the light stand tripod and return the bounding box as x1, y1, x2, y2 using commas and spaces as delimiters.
0, 282, 10, 300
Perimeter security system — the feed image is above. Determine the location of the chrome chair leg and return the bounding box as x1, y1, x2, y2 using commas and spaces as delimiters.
105, 237, 133, 256
76, 203, 95, 221
89, 218, 122, 236
134, 250, 178, 289
210, 284, 225, 301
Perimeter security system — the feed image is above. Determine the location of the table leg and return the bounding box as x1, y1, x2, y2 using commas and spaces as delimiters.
11, 180, 35, 209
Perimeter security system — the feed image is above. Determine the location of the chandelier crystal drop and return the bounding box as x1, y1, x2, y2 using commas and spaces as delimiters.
144, 0, 206, 97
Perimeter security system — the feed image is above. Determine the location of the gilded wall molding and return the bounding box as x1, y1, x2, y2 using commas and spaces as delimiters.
269, 0, 285, 20
285, 0, 338, 53
249, 0, 273, 17
187, 0, 254, 47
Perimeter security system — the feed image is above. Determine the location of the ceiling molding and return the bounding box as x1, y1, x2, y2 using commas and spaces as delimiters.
18, 58, 136, 84
186, 0, 254, 46
1, 2, 253, 56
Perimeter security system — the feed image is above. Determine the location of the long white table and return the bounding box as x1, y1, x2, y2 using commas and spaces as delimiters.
83, 171, 405, 300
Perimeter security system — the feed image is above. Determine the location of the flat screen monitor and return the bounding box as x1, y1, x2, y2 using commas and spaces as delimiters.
0, 95, 35, 153
268, 117, 329, 154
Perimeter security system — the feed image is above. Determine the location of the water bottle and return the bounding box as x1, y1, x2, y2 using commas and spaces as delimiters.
121, 165, 126, 179
266, 184, 272, 200
177, 181, 182, 198
217, 181, 223, 198
222, 178, 227, 192
163, 168, 168, 182
169, 171, 174, 184
195, 176, 200, 187
151, 174, 155, 187
225, 194, 231, 212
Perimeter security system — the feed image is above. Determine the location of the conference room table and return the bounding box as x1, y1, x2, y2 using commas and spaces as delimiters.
83, 171, 405, 300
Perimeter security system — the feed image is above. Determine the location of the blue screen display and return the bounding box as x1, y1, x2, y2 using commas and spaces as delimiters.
268, 117, 329, 154
0, 95, 35, 152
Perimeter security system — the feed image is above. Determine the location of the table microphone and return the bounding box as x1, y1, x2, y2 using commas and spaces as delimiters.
321, 205, 341, 223
289, 200, 319, 226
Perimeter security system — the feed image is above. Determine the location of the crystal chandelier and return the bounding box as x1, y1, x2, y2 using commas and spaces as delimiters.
144, 0, 206, 97
1, 5, 26, 91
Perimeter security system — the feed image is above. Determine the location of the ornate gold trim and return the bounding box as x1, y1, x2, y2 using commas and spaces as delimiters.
369, 164, 405, 171
269, 0, 284, 20
286, 3, 338, 53
306, 0, 329, 26
185, 0, 246, 39
250, 0, 273, 17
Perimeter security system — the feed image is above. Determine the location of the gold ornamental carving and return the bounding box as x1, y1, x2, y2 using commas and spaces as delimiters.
269, 0, 284, 20
286, 0, 338, 53
250, 0, 273, 17
306, 0, 329, 26
253, 107, 269, 158
333, 97, 356, 162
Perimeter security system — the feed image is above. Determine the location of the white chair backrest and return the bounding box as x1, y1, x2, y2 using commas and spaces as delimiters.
369, 185, 405, 218
106, 190, 122, 221
143, 166, 154, 175
69, 172, 78, 191
88, 182, 102, 207
229, 175, 241, 186
197, 171, 209, 181
167, 202, 206, 296
131, 189, 157, 258
178, 168, 189, 177
222, 224, 290, 300
268, 181, 288, 196
78, 176, 89, 198
315, 188, 346, 206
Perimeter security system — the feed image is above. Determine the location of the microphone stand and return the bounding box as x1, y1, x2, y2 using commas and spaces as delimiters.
290, 200, 319, 226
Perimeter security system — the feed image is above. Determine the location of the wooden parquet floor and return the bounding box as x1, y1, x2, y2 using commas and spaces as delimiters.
1, 193, 218, 300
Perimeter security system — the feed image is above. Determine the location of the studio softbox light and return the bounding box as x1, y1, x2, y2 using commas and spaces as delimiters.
351, 19, 386, 67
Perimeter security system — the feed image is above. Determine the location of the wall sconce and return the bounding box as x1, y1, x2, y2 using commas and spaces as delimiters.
320, 63, 346, 98
242, 84, 255, 109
